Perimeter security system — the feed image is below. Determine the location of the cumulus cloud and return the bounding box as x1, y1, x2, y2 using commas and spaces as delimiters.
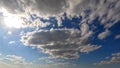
0, 0, 120, 17
21, 28, 101, 59
98, 29, 110, 40
0, 0, 119, 61
95, 52, 120, 65
21, 29, 80, 59
0, 0, 67, 16
22, 18, 51, 29
0, 0, 120, 29
25, 0, 119, 30
68, 0, 120, 25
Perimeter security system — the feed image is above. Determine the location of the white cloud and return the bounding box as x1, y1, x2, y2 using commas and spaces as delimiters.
23, 18, 51, 29
1, 55, 31, 65
95, 52, 120, 65
115, 34, 120, 39
8, 41, 15, 45
80, 44, 101, 53
0, 61, 35, 68
5, 55, 25, 64
98, 29, 110, 40
80, 22, 89, 36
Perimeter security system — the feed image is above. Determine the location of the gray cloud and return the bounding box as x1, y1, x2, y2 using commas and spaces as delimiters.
0, 0, 120, 29
34, 0, 67, 15
0, 0, 120, 18
0, 0, 25, 14
67, 0, 120, 28
0, 0, 67, 16
22, 0, 120, 31
21, 28, 101, 59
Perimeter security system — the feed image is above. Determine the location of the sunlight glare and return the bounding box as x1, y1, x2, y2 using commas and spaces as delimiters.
2, 9, 23, 29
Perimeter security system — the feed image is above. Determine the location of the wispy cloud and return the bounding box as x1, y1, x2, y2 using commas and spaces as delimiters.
0, 54, 32, 65
98, 29, 111, 40
95, 52, 120, 65
8, 41, 15, 45
80, 44, 101, 53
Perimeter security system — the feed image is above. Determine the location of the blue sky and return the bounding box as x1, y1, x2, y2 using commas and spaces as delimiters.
0, 0, 120, 68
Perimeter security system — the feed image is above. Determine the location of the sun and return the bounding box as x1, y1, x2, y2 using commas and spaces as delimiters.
2, 9, 23, 29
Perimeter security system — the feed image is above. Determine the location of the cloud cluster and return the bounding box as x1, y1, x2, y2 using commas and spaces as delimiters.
0, 0, 120, 29
1, 0, 119, 16
95, 52, 120, 65
21, 28, 101, 59
0, 0, 67, 16
0, 0, 119, 60
68, 0, 120, 28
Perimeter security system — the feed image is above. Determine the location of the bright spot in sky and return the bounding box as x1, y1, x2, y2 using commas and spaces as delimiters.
2, 9, 23, 29
8, 31, 12, 35
4, 15, 23, 28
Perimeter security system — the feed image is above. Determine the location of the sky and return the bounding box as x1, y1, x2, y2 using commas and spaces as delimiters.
0, 0, 120, 68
